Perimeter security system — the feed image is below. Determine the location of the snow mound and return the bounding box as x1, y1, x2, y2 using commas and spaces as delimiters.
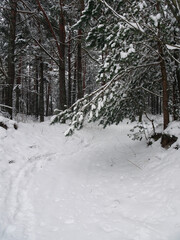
0, 116, 18, 130
164, 121, 180, 137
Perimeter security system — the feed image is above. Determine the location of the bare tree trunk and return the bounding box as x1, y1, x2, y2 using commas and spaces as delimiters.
46, 82, 51, 116
156, 96, 158, 114
28, 72, 32, 115
59, 0, 66, 110
172, 33, 180, 120
83, 58, 86, 96
157, 1, 169, 130
72, 60, 77, 104
15, 56, 22, 114
5, 0, 18, 118
35, 56, 39, 118
177, 67, 180, 97
50, 95, 53, 115
77, 28, 83, 99
68, 30, 72, 107
77, 0, 85, 99
173, 79, 178, 120
157, 41, 169, 129
174, 49, 180, 99
151, 94, 155, 114
39, 58, 44, 122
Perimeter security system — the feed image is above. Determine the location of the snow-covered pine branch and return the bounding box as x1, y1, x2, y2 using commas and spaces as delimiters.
51, 61, 161, 135
99, 0, 144, 32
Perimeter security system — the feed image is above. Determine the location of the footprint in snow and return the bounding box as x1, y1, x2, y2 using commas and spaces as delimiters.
9, 160, 15, 164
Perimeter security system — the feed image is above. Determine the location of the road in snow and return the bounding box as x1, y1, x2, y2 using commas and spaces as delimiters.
0, 120, 180, 240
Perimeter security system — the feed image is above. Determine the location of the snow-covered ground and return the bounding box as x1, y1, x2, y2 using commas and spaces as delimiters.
0, 119, 180, 240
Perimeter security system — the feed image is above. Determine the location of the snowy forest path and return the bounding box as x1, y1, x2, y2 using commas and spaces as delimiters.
0, 121, 72, 240
0, 120, 180, 240
0, 121, 103, 240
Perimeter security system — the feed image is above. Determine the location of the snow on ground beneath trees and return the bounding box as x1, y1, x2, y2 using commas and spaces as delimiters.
0, 119, 180, 240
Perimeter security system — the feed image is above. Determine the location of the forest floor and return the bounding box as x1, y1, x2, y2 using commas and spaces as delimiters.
0, 118, 180, 240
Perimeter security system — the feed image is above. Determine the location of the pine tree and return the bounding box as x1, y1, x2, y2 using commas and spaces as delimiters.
51, 0, 180, 136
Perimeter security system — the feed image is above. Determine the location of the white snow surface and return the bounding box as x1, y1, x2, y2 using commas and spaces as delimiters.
0, 120, 180, 240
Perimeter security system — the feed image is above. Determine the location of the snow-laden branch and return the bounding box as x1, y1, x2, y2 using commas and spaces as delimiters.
166, 44, 180, 50
140, 87, 162, 98
99, 0, 144, 32
165, 45, 180, 64
0, 104, 13, 110
51, 61, 161, 135
100, 0, 180, 64
176, 0, 180, 14
0, 6, 35, 14
69, 61, 160, 111
82, 47, 100, 65
35, 0, 63, 61
32, 37, 60, 66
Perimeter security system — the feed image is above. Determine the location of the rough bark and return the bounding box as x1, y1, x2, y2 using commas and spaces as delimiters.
15, 56, 22, 114
39, 59, 44, 122
59, 0, 66, 110
83, 58, 86, 96
46, 82, 51, 116
5, 0, 18, 118
77, 0, 85, 100
72, 60, 77, 104
77, 29, 83, 99
172, 80, 178, 120
68, 30, 72, 107
174, 48, 180, 100
157, 42, 170, 130
35, 56, 39, 118
157, 1, 169, 130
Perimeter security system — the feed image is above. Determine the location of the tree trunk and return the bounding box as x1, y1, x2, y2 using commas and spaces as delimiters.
68, 30, 72, 107
83, 58, 86, 96
28, 72, 31, 115
35, 56, 39, 118
174, 49, 180, 100
77, 0, 85, 99
157, 1, 169, 130
39, 59, 44, 122
5, 0, 18, 118
173, 79, 178, 120
46, 82, 51, 116
157, 41, 169, 129
59, 0, 66, 110
15, 56, 22, 114
151, 94, 155, 114
77, 29, 83, 99
72, 59, 77, 104
177, 65, 180, 97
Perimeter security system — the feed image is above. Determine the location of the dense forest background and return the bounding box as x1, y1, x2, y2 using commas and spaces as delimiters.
0, 0, 180, 136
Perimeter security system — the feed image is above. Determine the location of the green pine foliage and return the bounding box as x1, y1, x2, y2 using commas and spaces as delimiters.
51, 0, 180, 135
